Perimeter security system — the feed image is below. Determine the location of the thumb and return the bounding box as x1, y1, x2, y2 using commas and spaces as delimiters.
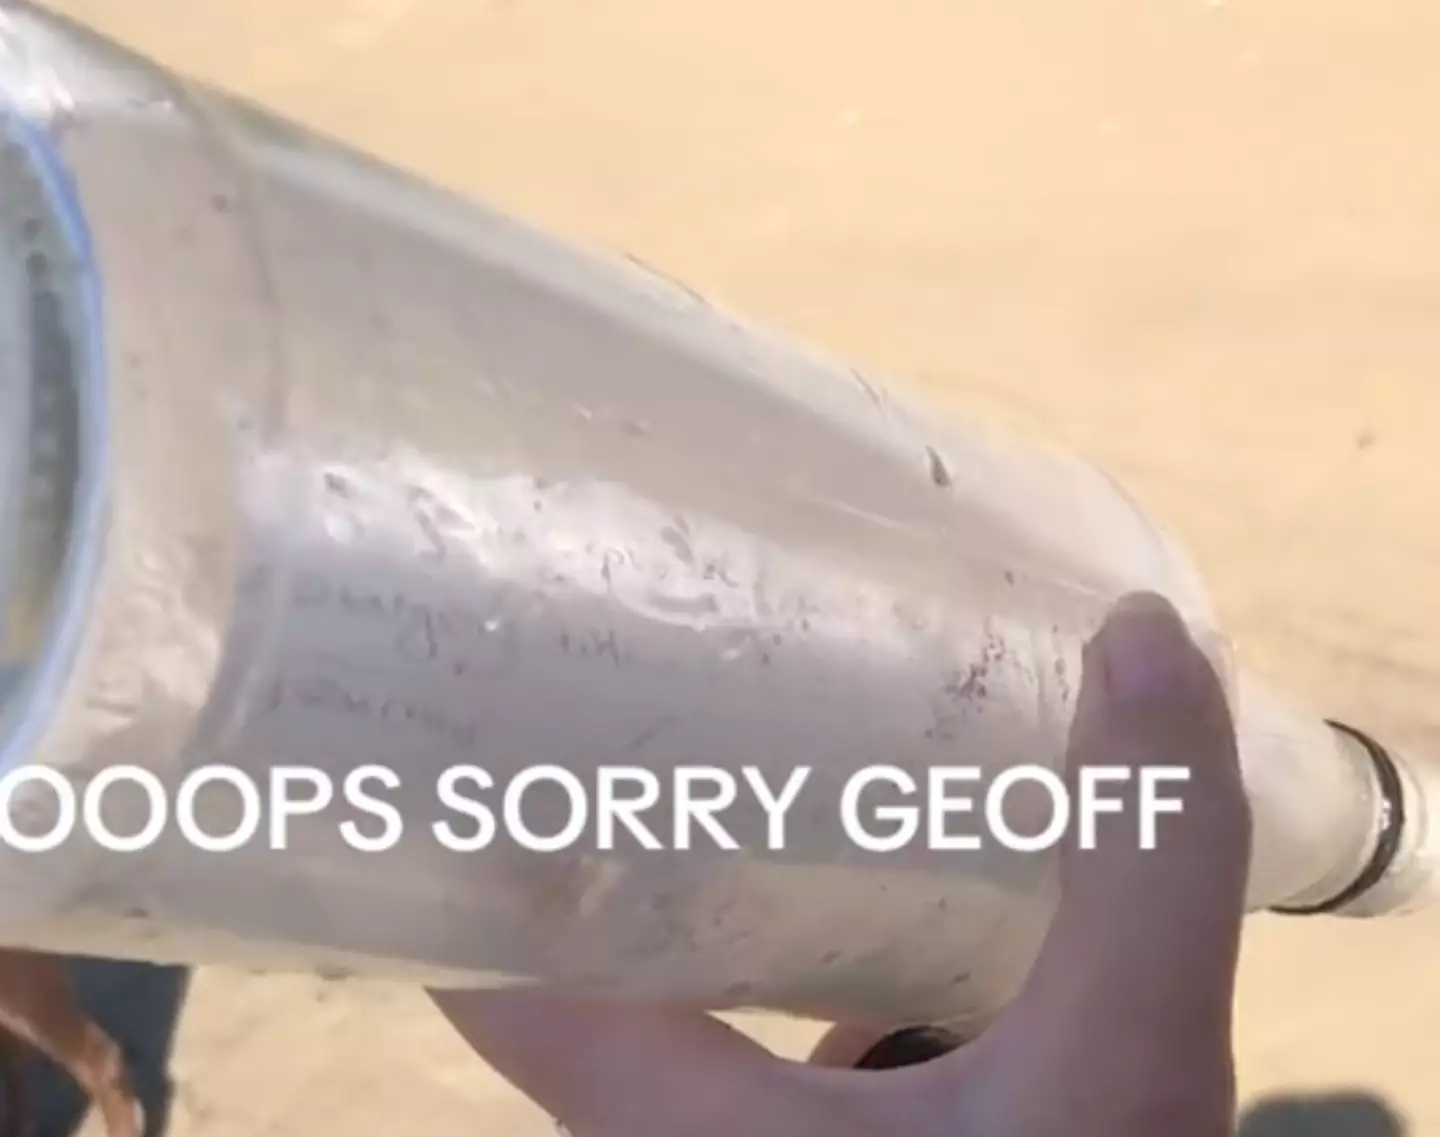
432, 989, 847, 1137
1013, 592, 1252, 1048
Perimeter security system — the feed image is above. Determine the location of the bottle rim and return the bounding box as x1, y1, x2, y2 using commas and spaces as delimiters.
0, 89, 107, 778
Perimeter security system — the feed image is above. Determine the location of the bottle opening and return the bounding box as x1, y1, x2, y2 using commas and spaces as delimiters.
0, 105, 104, 774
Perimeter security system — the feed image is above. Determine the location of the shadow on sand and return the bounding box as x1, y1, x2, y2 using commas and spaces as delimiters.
1241, 1090, 1406, 1137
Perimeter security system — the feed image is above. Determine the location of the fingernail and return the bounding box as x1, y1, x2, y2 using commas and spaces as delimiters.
1097, 592, 1195, 700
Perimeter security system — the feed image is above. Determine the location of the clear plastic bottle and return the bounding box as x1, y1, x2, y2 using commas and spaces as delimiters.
0, 3, 1434, 1037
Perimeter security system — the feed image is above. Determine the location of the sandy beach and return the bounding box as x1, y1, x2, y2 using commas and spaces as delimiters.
35, 0, 1440, 1132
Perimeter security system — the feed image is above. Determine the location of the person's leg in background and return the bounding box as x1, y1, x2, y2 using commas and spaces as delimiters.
17, 958, 190, 1137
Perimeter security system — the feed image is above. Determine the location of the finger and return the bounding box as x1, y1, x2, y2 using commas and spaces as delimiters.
433, 989, 841, 1137
807, 1024, 890, 1068
1014, 592, 1251, 1045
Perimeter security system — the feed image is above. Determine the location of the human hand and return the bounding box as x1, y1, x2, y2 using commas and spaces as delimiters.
433, 592, 1252, 1137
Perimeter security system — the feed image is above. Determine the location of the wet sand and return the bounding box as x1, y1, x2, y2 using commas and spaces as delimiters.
41, 0, 1440, 1132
